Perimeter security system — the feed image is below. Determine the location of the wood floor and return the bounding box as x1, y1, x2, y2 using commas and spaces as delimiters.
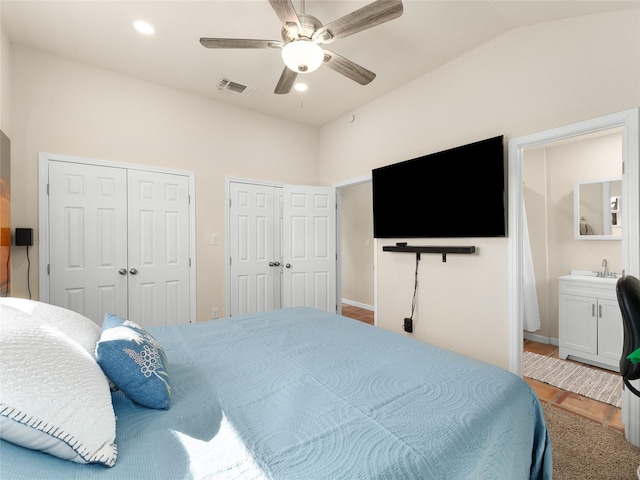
523, 339, 624, 433
340, 304, 624, 433
341, 304, 375, 325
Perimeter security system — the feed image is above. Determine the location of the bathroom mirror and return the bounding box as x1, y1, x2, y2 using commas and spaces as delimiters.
574, 177, 622, 240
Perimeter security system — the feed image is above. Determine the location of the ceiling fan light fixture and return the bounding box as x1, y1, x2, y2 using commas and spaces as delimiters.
281, 40, 324, 74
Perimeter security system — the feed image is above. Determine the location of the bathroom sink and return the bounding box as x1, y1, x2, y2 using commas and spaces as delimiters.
559, 270, 620, 284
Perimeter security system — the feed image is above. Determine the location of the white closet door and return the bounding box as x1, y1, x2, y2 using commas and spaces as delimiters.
282, 185, 336, 312
127, 169, 191, 326
48, 161, 128, 324
228, 182, 282, 316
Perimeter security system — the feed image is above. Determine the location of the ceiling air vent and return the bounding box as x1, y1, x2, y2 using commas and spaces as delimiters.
217, 78, 255, 97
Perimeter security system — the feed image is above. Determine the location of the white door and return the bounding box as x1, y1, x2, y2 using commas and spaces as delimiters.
48, 161, 129, 322
48, 160, 191, 326
282, 185, 336, 312
228, 182, 282, 316
127, 169, 191, 327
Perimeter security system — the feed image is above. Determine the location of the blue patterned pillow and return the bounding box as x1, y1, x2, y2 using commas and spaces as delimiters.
96, 314, 171, 409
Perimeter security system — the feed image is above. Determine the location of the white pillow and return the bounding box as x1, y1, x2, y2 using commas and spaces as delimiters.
0, 298, 101, 358
0, 314, 117, 466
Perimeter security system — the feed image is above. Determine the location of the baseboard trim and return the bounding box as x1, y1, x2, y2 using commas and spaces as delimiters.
341, 299, 374, 311
524, 332, 559, 346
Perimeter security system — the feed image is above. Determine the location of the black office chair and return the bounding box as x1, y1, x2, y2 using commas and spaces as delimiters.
616, 274, 640, 398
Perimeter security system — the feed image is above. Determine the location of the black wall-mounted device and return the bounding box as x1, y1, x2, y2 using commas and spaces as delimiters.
15, 228, 33, 247
403, 317, 413, 333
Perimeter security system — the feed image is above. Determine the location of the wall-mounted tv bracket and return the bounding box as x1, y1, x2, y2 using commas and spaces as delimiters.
382, 245, 476, 262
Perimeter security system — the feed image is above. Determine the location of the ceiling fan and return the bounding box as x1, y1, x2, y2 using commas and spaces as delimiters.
199, 0, 403, 94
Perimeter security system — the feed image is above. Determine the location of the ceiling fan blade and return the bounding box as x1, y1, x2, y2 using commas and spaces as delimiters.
275, 67, 298, 94
323, 50, 376, 85
268, 0, 301, 33
200, 38, 283, 49
313, 0, 403, 44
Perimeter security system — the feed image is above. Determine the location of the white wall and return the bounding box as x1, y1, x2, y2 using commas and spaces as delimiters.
0, 19, 11, 134
9, 45, 320, 321
318, 10, 640, 368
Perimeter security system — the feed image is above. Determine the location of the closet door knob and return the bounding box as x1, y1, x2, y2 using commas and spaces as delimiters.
129, 268, 138, 275
119, 268, 127, 275
273, 261, 280, 267
285, 263, 291, 269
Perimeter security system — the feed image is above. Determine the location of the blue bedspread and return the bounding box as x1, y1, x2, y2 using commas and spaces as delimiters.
1, 307, 552, 479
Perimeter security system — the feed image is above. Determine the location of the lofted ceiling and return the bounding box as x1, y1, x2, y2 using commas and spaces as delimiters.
1, 0, 638, 126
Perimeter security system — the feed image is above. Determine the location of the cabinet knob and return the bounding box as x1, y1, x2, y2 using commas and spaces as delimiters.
130, 268, 138, 275
119, 268, 127, 275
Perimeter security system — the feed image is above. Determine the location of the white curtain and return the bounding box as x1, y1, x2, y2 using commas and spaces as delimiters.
523, 201, 541, 332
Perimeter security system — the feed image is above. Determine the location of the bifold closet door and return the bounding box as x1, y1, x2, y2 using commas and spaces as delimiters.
48, 161, 129, 322
48, 161, 191, 327
228, 182, 336, 316
127, 169, 190, 327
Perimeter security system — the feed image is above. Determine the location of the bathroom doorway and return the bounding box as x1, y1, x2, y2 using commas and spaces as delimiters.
521, 128, 623, 346
509, 108, 640, 445
335, 176, 375, 325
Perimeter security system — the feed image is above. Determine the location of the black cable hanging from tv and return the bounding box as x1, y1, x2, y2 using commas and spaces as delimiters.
403, 252, 420, 333
411, 253, 420, 316
26, 245, 32, 300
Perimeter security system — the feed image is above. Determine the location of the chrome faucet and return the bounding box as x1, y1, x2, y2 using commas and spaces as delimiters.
597, 259, 616, 278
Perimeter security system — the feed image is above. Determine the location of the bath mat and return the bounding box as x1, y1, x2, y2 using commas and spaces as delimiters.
523, 351, 622, 408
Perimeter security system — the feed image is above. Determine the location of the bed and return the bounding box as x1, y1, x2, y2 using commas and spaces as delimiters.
0, 301, 551, 479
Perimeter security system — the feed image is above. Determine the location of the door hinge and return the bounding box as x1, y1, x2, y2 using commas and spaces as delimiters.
47, 264, 50, 275
229, 257, 232, 266
623, 161, 626, 174
46, 184, 50, 195
188, 195, 191, 205
189, 258, 191, 267
229, 198, 232, 208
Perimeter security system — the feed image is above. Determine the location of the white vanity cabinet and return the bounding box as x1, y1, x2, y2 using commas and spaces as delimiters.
558, 275, 623, 371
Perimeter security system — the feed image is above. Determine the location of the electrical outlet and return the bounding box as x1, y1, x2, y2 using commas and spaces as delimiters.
212, 307, 219, 319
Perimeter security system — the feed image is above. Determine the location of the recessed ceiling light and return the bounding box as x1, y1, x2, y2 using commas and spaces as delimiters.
294, 83, 308, 92
134, 21, 155, 35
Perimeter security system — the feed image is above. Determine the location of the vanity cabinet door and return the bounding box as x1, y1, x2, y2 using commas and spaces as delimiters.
559, 294, 598, 355
597, 298, 624, 362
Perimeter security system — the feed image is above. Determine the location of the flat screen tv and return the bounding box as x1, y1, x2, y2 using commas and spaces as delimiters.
372, 135, 506, 238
